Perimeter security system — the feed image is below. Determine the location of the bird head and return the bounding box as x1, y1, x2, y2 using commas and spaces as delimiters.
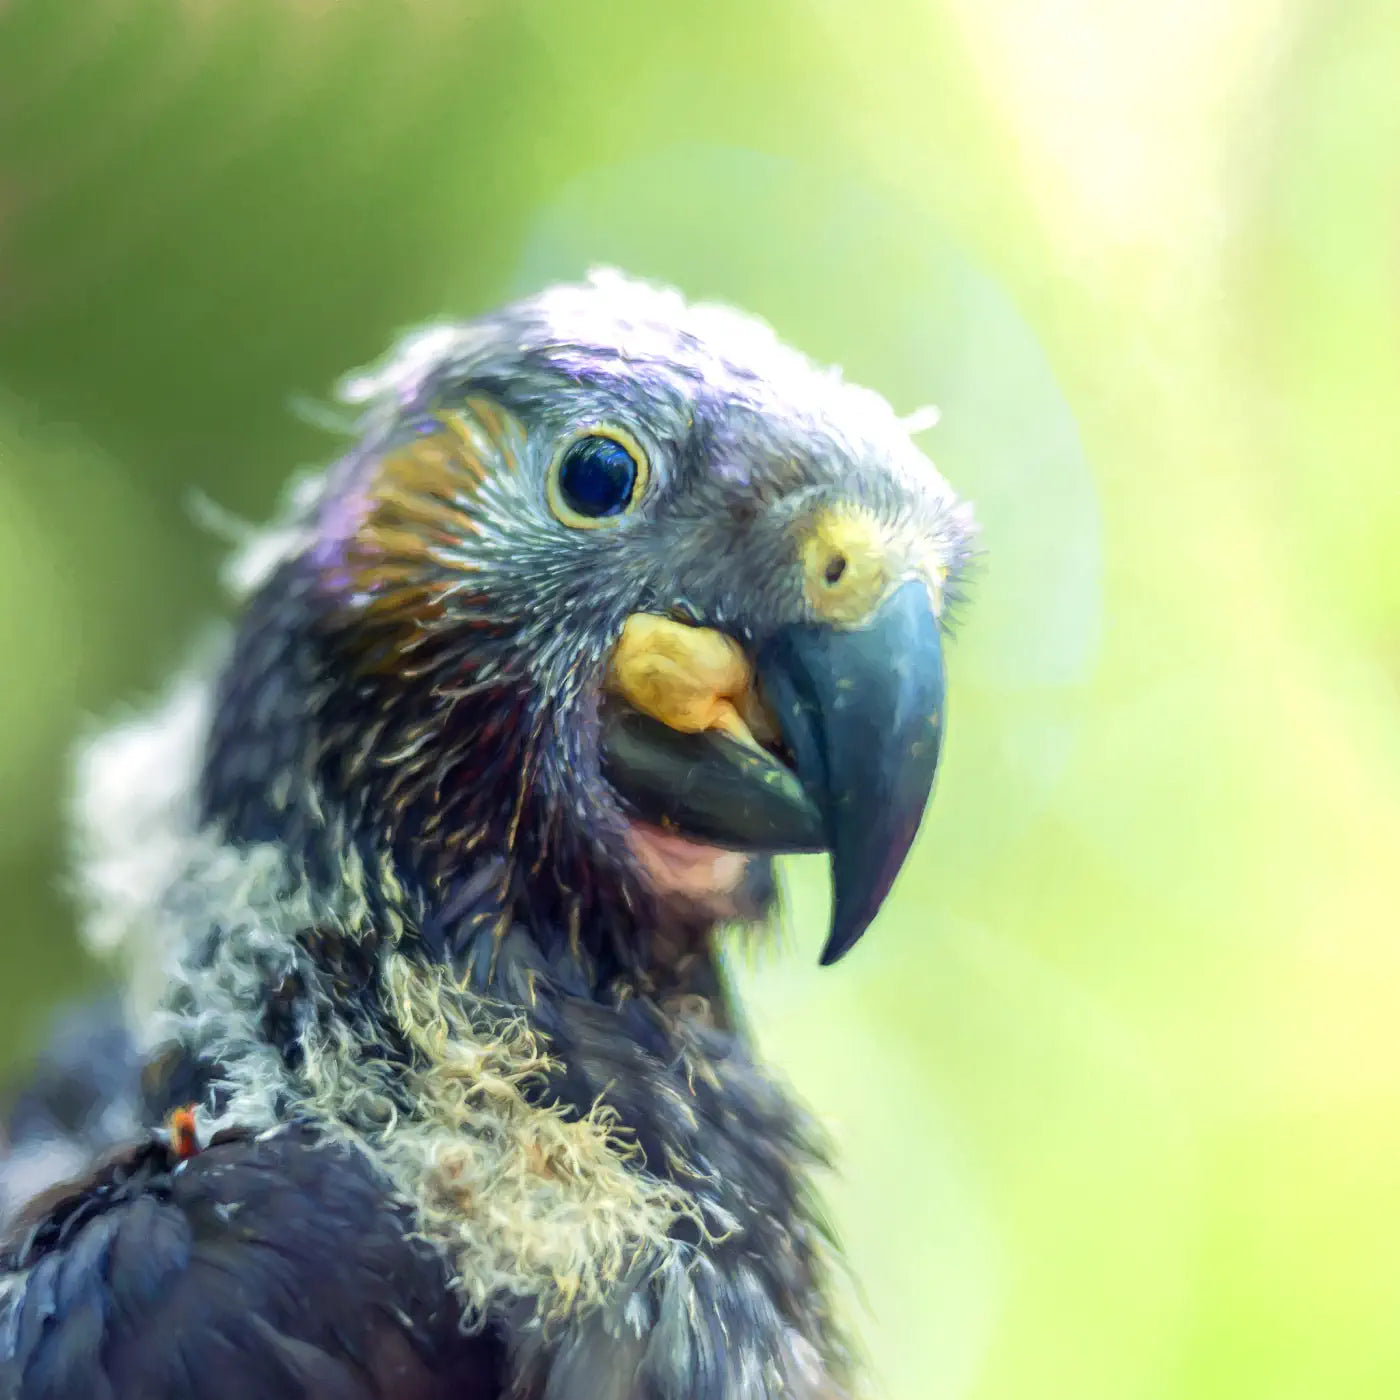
200, 271, 976, 981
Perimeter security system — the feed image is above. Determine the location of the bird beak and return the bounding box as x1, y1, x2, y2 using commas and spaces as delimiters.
757, 579, 945, 963
599, 578, 945, 965
598, 706, 827, 854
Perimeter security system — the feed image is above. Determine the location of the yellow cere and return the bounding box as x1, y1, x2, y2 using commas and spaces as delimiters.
799, 506, 894, 626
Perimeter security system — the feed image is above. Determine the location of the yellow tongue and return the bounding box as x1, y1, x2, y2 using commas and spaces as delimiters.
604, 613, 774, 751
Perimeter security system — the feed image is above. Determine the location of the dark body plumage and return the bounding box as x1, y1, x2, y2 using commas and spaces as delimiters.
2, 1121, 505, 1398
0, 273, 975, 1399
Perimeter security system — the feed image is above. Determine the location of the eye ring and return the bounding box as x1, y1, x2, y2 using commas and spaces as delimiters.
546, 427, 651, 529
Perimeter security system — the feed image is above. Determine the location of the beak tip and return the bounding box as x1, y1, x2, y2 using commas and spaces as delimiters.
817, 877, 889, 966
817, 870, 888, 964
758, 578, 946, 971
817, 935, 856, 968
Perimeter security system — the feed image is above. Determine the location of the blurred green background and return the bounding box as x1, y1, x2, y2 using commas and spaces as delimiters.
2, 1, 1398, 1396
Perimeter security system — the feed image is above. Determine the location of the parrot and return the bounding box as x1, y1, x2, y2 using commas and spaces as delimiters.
0, 270, 976, 1400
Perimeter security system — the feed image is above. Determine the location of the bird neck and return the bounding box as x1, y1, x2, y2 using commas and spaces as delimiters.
137, 660, 849, 1400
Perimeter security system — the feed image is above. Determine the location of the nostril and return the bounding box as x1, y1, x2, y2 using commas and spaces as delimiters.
823, 554, 848, 586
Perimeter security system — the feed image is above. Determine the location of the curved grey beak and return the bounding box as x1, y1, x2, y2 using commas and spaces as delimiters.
758, 579, 945, 964
598, 578, 945, 964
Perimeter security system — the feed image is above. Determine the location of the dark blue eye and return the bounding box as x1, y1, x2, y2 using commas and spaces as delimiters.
554, 434, 641, 521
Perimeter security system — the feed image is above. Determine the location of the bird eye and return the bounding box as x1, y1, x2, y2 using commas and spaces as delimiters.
548, 431, 649, 528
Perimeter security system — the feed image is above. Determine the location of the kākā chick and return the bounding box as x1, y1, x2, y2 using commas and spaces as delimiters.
0, 270, 976, 1400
